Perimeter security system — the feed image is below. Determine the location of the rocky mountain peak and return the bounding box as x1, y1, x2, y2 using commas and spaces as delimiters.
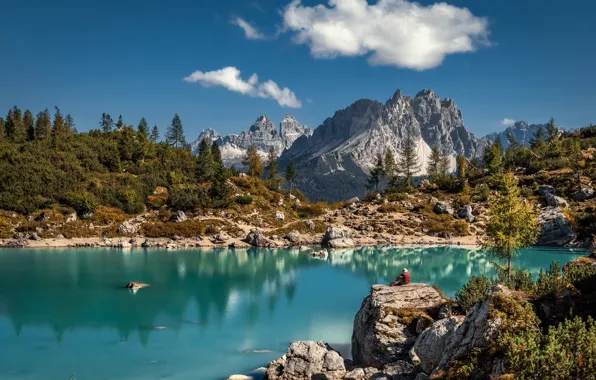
249, 114, 277, 135
280, 114, 313, 149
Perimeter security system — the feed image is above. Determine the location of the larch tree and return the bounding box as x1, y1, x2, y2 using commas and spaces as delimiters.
481, 172, 539, 283
398, 132, 421, 186
483, 139, 504, 174
23, 109, 35, 141
137, 117, 149, 139
456, 155, 467, 179
211, 141, 223, 166
166, 113, 186, 148
52, 107, 65, 137
384, 149, 395, 179
427, 145, 443, 182
367, 152, 384, 192
243, 144, 263, 177
285, 160, 297, 195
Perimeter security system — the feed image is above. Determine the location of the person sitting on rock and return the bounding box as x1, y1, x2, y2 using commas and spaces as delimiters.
390, 268, 410, 286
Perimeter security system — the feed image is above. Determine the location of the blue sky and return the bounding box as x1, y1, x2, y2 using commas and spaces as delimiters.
1, 0, 595, 140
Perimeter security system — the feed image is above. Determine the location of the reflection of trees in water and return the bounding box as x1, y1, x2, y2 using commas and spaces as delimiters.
0, 248, 319, 342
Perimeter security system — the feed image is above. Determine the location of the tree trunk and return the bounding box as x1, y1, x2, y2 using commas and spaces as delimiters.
507, 255, 512, 284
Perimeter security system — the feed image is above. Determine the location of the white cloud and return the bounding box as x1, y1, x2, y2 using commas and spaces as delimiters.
184, 66, 302, 108
500, 118, 516, 127
232, 17, 265, 40
280, 0, 490, 70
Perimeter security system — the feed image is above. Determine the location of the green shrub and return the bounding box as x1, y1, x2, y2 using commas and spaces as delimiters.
455, 274, 492, 311
65, 191, 98, 216
234, 195, 253, 205
296, 203, 326, 218
169, 188, 207, 211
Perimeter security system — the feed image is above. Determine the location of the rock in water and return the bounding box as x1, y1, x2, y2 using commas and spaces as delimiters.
322, 226, 355, 248
351, 284, 446, 368
264, 341, 345, 380
538, 206, 577, 246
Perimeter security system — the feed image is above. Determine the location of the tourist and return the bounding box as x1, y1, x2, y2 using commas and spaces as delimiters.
390, 269, 410, 286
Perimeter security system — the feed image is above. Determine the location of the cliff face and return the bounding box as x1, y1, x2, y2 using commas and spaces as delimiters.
280, 89, 485, 201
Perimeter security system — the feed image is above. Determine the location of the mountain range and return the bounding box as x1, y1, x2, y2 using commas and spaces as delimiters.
191, 89, 549, 201
483, 121, 549, 149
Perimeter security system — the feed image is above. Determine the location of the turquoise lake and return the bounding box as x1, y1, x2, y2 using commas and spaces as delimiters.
0, 246, 583, 380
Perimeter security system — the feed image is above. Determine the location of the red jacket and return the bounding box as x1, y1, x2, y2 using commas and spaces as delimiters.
401, 272, 410, 284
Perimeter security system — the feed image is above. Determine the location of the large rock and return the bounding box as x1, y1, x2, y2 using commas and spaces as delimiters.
245, 229, 274, 247
538, 184, 556, 197
573, 188, 595, 201
544, 193, 569, 208
285, 230, 301, 244
174, 210, 188, 223
457, 205, 475, 223
322, 226, 355, 248
433, 201, 454, 215
538, 206, 577, 246
351, 284, 446, 368
118, 215, 147, 235
264, 341, 345, 380
411, 317, 463, 374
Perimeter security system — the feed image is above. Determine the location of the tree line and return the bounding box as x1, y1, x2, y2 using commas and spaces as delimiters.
241, 145, 297, 194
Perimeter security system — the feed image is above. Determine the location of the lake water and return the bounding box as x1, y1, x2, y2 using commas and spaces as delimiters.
0, 246, 583, 380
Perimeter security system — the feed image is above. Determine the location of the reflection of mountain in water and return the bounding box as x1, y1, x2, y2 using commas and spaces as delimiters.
0, 248, 318, 343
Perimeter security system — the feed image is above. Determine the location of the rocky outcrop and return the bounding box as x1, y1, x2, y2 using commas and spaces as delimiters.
433, 201, 454, 215
322, 226, 355, 248
264, 341, 345, 380
280, 89, 485, 201
118, 215, 147, 235
457, 205, 475, 223
544, 194, 569, 208
245, 229, 275, 247
174, 210, 188, 222
351, 284, 446, 368
538, 206, 577, 246
411, 317, 463, 373
573, 188, 595, 201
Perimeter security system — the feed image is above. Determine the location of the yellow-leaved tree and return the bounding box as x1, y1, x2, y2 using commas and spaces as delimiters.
482, 172, 540, 283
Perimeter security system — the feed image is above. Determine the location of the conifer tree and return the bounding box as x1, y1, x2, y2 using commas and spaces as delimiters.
23, 110, 35, 141
116, 115, 124, 130
52, 107, 65, 137
100, 113, 114, 133
166, 113, 186, 148
456, 155, 467, 179
0, 117, 5, 141
196, 138, 215, 182
398, 132, 421, 186
211, 141, 223, 166
137, 117, 149, 139
546, 117, 558, 142
285, 160, 297, 195
6, 106, 25, 143
384, 149, 395, 178
483, 139, 504, 174
35, 109, 52, 139
530, 127, 546, 149
150, 125, 159, 143
243, 145, 263, 177
266, 146, 282, 190
482, 172, 539, 283
367, 153, 384, 191
427, 145, 442, 182
65, 113, 76, 133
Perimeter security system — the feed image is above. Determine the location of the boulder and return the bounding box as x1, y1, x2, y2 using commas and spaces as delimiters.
351, 284, 446, 368
322, 226, 355, 248
538, 184, 556, 197
538, 206, 577, 246
275, 211, 285, 220
305, 220, 316, 230
65, 212, 78, 223
118, 215, 147, 235
55, 234, 65, 240
573, 188, 595, 201
457, 205, 475, 223
245, 229, 273, 247
346, 197, 360, 205
264, 341, 346, 380
174, 210, 188, 223
285, 230, 300, 244
433, 201, 454, 215
411, 317, 463, 373
544, 193, 569, 208
30, 233, 41, 241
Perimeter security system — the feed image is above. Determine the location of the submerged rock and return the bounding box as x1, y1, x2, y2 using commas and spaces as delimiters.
264, 341, 345, 380
351, 284, 446, 368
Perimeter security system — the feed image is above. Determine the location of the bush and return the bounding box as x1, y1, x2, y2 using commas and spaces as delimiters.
65, 191, 98, 216
296, 203, 326, 218
455, 274, 492, 311
387, 192, 408, 202
168, 188, 207, 211
234, 195, 253, 205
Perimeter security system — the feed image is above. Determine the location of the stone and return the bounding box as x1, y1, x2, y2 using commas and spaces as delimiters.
35, 212, 50, 222
245, 229, 273, 247
544, 193, 569, 208
309, 250, 329, 259
118, 215, 147, 235
305, 220, 316, 230
275, 211, 285, 220
65, 213, 78, 223
433, 201, 454, 215
285, 230, 300, 243
30, 233, 41, 241
174, 210, 188, 223
322, 226, 355, 248
346, 197, 360, 204
55, 234, 65, 240
264, 341, 346, 380
437, 303, 453, 319
457, 205, 475, 222
538, 184, 556, 197
573, 188, 595, 201
351, 284, 446, 368
411, 317, 463, 374
538, 206, 577, 246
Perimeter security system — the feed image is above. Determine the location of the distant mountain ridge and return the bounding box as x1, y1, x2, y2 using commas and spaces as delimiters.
191, 115, 313, 168
482, 121, 564, 149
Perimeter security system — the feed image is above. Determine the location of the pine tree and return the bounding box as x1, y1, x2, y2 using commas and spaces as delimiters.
398, 132, 421, 186
52, 107, 65, 137
243, 145, 263, 177
6, 106, 26, 143
116, 115, 124, 130
150, 125, 159, 143
427, 145, 442, 182
483, 139, 504, 174
546, 117, 558, 142
384, 149, 395, 178
35, 109, 52, 139
530, 127, 546, 149
65, 113, 76, 133
196, 138, 215, 182
166, 113, 186, 148
266, 146, 282, 190
211, 141, 223, 166
137, 117, 149, 139
456, 155, 467, 179
209, 158, 231, 207
100, 113, 114, 133
0, 117, 5, 141
23, 110, 35, 141
285, 160, 297, 194
481, 172, 539, 283
367, 153, 384, 191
